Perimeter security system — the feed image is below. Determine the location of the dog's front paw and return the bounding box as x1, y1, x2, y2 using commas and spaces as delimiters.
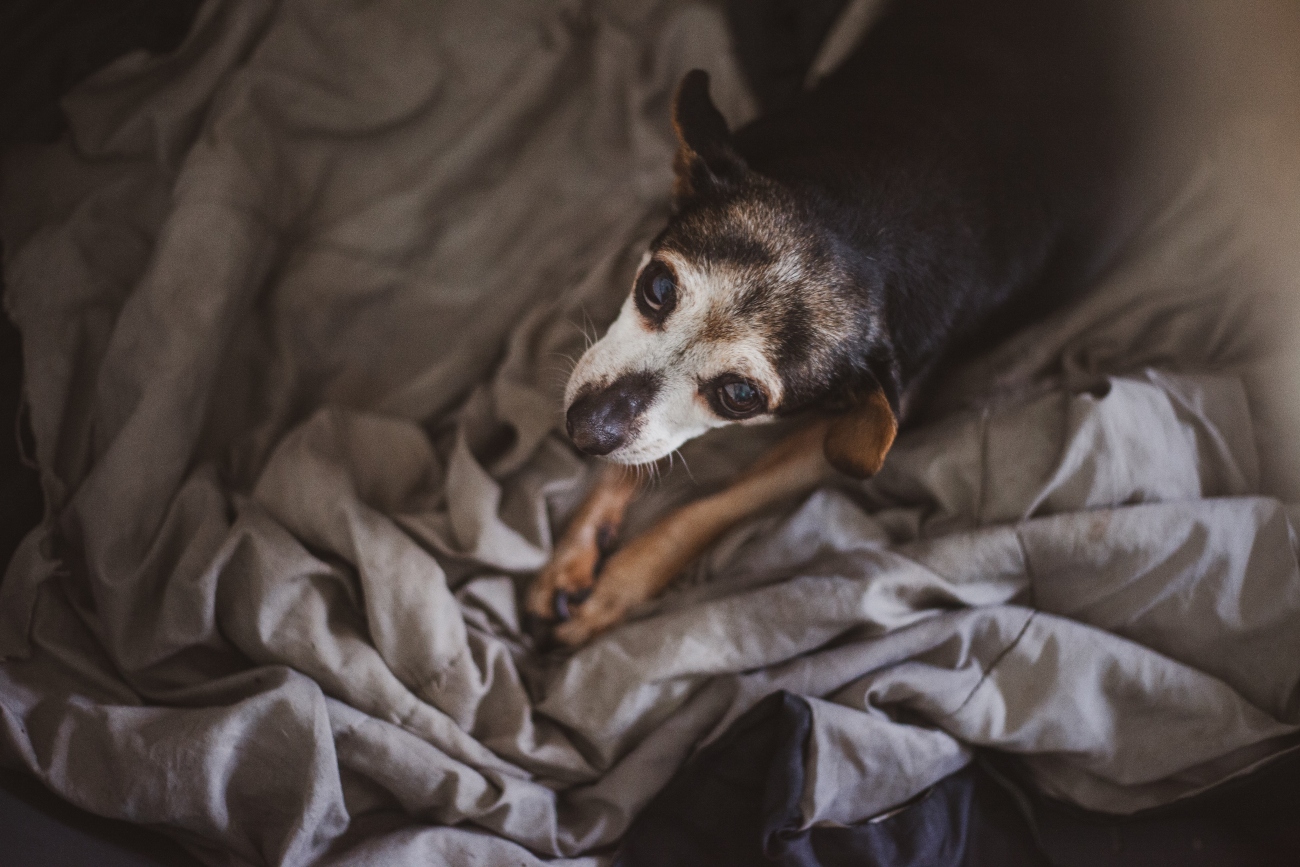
549, 535, 679, 646
551, 589, 633, 646
527, 522, 616, 623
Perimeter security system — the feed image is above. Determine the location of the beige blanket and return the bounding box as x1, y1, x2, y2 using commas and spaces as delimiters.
2, 0, 1300, 864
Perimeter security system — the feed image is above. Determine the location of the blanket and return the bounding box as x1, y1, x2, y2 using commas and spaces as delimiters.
2, 0, 1300, 864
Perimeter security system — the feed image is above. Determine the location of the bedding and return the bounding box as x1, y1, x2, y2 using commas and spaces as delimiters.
1, 0, 1299, 864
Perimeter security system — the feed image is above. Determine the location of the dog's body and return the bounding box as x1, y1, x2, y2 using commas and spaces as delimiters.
530, 0, 1125, 644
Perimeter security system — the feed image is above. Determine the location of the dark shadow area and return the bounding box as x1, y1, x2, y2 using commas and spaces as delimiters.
0, 769, 201, 867
0, 0, 203, 146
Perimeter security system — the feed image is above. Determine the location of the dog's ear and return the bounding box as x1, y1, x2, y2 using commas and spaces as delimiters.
823, 389, 898, 479
672, 70, 746, 203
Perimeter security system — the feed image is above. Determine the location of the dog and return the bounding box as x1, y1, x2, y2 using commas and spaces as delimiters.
528, 0, 1124, 646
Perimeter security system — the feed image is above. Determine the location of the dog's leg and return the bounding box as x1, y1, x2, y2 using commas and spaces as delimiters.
552, 421, 835, 646
528, 463, 643, 622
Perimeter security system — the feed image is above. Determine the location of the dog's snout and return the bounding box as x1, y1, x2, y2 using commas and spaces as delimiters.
566, 372, 661, 456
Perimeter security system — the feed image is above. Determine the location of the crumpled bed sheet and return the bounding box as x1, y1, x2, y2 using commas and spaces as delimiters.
1, 0, 1299, 865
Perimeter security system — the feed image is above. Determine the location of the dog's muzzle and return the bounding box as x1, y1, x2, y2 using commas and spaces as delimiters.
565, 371, 662, 457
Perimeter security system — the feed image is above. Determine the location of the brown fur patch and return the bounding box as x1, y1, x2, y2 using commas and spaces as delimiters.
699, 305, 744, 343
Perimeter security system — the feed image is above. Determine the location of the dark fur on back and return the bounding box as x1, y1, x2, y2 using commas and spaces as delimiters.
657, 0, 1126, 419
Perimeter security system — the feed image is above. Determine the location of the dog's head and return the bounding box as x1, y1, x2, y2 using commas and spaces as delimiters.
564, 70, 899, 477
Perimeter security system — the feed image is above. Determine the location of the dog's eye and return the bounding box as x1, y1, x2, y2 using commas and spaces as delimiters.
717, 380, 764, 417
645, 274, 673, 310
635, 260, 677, 321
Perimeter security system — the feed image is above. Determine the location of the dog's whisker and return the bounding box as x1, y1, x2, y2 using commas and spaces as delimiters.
547, 351, 580, 367
579, 305, 598, 352
672, 448, 696, 484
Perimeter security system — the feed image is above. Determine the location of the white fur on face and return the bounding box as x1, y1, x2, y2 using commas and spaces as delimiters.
565, 252, 784, 465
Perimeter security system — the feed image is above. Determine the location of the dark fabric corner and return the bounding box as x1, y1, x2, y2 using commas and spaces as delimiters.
1017, 744, 1300, 867
618, 690, 1300, 867
616, 691, 813, 867
616, 691, 1047, 867
802, 769, 1047, 867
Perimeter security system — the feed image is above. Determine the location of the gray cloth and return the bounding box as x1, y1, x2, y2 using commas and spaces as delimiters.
2, 0, 1300, 864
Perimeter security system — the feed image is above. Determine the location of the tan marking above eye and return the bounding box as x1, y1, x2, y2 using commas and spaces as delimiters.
698, 306, 744, 343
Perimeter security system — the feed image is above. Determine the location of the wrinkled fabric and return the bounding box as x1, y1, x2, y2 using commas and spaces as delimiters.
2, 0, 1300, 865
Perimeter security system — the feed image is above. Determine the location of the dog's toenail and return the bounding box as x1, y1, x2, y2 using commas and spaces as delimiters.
554, 588, 592, 621
596, 523, 617, 553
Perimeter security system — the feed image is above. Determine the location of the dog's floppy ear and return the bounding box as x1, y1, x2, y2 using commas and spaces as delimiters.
823, 389, 898, 479
672, 70, 746, 203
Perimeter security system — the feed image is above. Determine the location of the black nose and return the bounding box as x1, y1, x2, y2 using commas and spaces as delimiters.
566, 372, 662, 456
